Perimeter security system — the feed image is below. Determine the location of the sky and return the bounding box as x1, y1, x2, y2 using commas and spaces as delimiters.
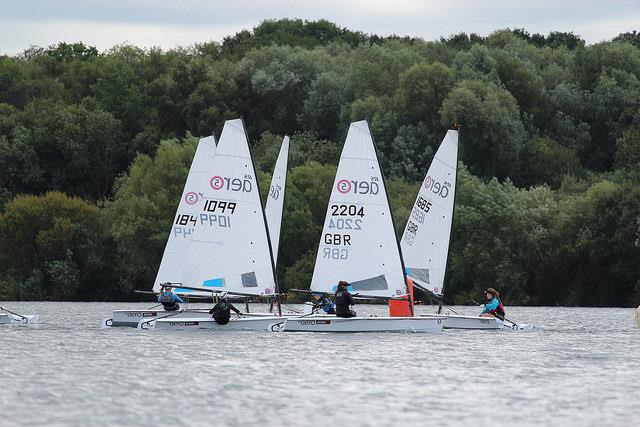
1, 0, 639, 54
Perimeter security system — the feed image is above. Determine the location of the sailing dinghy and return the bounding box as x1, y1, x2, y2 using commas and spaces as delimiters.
104, 134, 219, 327
400, 129, 534, 331
106, 133, 293, 328
283, 121, 445, 333
144, 119, 286, 331
0, 306, 39, 326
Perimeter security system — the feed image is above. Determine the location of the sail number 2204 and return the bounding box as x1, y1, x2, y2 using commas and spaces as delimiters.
330, 204, 364, 217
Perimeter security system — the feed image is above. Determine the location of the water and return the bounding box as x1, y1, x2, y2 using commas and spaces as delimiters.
1, 302, 639, 426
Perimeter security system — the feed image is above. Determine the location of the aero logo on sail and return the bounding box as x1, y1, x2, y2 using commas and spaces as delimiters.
424, 176, 451, 198
184, 192, 199, 205
210, 175, 253, 192
336, 178, 379, 195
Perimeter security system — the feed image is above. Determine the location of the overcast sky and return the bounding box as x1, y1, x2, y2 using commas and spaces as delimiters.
1, 0, 639, 54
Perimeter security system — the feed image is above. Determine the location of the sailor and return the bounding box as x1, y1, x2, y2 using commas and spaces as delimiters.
311, 292, 336, 314
157, 284, 183, 311
335, 281, 356, 318
209, 298, 242, 325
480, 288, 506, 320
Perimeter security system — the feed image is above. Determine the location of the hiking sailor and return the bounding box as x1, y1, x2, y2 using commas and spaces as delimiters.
311, 292, 336, 314
158, 284, 183, 311
209, 298, 242, 325
335, 281, 356, 318
480, 288, 506, 320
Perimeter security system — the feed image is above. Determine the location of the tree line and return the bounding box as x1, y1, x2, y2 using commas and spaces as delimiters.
0, 19, 639, 306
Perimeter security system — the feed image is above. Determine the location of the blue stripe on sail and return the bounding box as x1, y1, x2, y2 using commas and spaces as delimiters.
203, 278, 224, 287
405, 267, 412, 275
331, 284, 354, 292
174, 288, 193, 293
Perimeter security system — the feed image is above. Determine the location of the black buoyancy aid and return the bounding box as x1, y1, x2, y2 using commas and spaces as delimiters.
335, 290, 354, 309
211, 302, 231, 324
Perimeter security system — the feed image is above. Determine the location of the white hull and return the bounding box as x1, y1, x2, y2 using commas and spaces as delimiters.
103, 309, 212, 328
103, 309, 288, 328
0, 314, 39, 326
143, 316, 287, 332
421, 314, 502, 329
284, 315, 446, 333
420, 314, 534, 331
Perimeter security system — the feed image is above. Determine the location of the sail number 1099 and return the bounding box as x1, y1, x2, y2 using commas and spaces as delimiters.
330, 204, 364, 217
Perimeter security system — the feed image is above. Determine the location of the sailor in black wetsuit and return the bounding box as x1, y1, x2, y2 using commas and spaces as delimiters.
209, 298, 242, 325
335, 281, 356, 318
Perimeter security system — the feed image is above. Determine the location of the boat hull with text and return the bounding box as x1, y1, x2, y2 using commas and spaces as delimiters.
103, 309, 212, 327
284, 315, 446, 333
142, 315, 287, 332
420, 314, 534, 331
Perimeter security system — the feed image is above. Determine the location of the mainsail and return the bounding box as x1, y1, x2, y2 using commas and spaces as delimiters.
400, 129, 458, 297
156, 119, 277, 297
154, 134, 216, 295
310, 120, 407, 298
264, 136, 290, 266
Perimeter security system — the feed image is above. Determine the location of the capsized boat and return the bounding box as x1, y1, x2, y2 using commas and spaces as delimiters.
283, 120, 445, 333
0, 306, 39, 326
138, 118, 285, 332
399, 129, 534, 331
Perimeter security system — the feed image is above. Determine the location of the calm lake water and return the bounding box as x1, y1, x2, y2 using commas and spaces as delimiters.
1, 302, 639, 426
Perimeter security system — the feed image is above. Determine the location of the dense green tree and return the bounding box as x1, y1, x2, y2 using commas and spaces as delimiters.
385, 123, 435, 181
16, 98, 126, 199
395, 61, 454, 127
298, 72, 350, 140
0, 192, 115, 300
104, 136, 198, 292
494, 53, 547, 118
440, 79, 525, 180
616, 126, 640, 168
519, 138, 582, 188
0, 20, 639, 306
576, 41, 640, 89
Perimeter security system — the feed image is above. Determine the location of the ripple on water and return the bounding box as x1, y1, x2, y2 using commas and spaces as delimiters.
1, 302, 639, 426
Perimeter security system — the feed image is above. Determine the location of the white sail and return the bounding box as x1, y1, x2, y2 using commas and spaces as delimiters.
400, 130, 458, 297
310, 120, 407, 298
154, 134, 217, 295
157, 119, 277, 297
264, 136, 290, 266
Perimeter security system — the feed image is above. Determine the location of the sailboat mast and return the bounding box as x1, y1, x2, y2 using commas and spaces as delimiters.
368, 121, 413, 316
241, 118, 282, 317
437, 125, 461, 314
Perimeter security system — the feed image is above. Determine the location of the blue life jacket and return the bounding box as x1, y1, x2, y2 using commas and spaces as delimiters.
318, 296, 336, 313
